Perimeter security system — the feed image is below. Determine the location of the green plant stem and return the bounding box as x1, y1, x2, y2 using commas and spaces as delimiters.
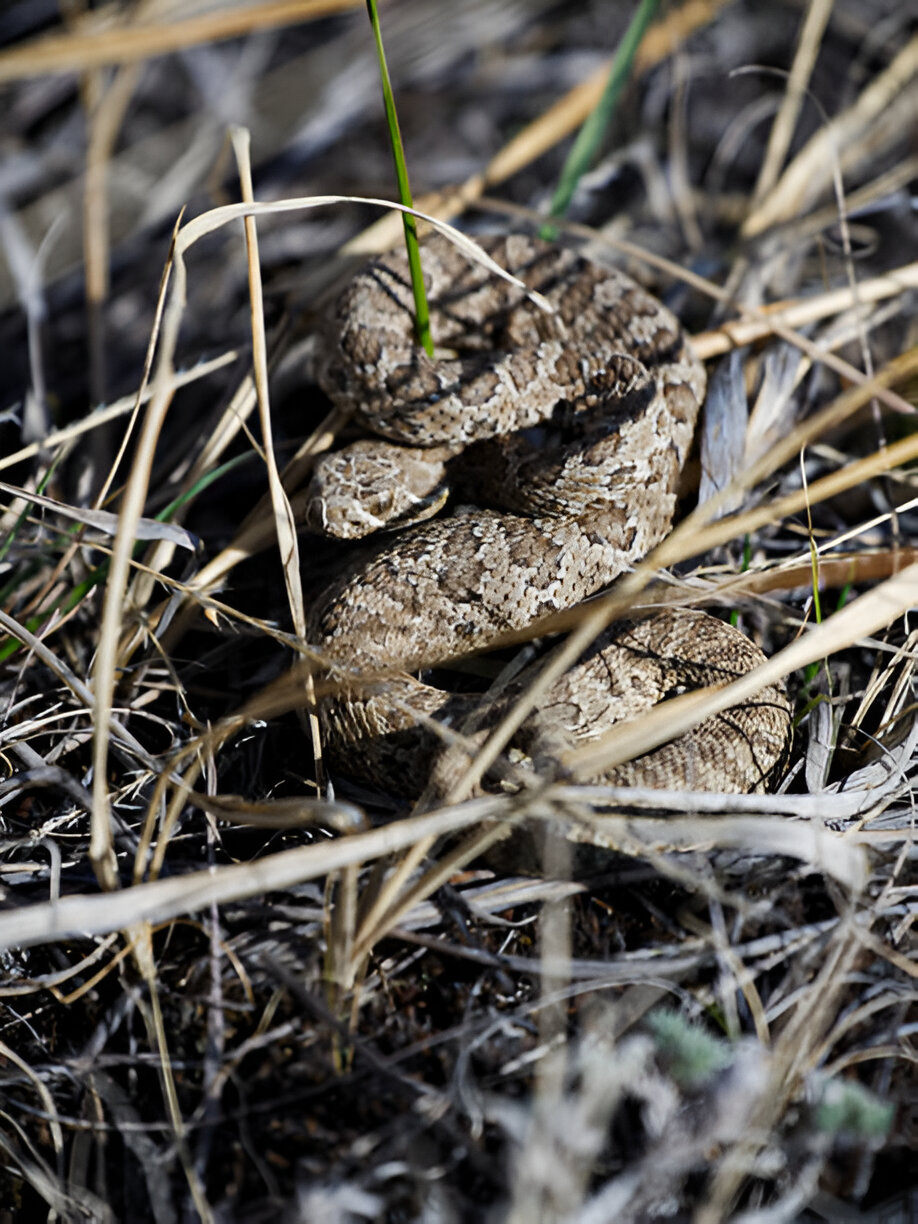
729, 534, 753, 628
545, 0, 660, 233
366, 0, 433, 357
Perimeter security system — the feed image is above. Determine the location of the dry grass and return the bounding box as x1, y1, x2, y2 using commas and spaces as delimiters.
0, 1, 915, 1220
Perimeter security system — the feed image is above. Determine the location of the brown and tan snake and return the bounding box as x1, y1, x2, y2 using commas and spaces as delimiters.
304, 233, 790, 798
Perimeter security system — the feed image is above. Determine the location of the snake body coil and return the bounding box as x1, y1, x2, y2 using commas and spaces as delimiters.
306, 234, 790, 796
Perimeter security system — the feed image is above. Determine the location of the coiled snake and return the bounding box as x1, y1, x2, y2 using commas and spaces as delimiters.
305, 234, 790, 797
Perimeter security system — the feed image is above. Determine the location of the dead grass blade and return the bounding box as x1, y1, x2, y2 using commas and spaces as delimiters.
0, 352, 237, 474
190, 793, 366, 832
171, 194, 553, 312
748, 0, 834, 207
89, 214, 185, 891
743, 33, 918, 238
231, 127, 305, 638
0, 1040, 64, 1158
0, 0, 360, 84
0, 481, 197, 549
0, 797, 508, 952
82, 54, 142, 408
692, 260, 918, 359
559, 810, 867, 893
231, 126, 321, 782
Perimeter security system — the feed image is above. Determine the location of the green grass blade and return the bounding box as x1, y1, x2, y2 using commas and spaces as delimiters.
545, 0, 660, 232
366, 0, 433, 357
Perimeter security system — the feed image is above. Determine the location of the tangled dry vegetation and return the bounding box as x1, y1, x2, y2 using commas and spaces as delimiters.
0, 1, 915, 1220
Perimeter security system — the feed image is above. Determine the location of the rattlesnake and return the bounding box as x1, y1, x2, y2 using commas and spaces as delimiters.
305, 233, 790, 797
